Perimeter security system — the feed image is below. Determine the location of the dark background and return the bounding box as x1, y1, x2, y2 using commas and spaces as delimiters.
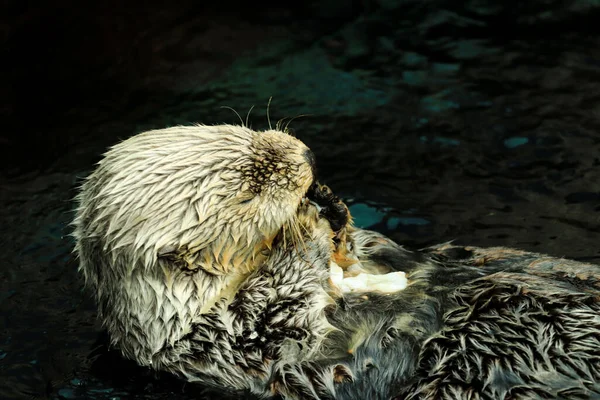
2, 0, 600, 398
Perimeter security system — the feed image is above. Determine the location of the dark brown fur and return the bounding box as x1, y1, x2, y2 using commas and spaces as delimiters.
300, 234, 600, 399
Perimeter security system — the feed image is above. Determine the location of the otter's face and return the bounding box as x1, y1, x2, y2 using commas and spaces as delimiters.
74, 125, 318, 278
231, 129, 318, 254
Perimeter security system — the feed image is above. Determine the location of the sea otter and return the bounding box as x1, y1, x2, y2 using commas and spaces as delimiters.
73, 124, 600, 399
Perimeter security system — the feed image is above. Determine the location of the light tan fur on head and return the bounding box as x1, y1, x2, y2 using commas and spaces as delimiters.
72, 124, 317, 364
75, 124, 314, 276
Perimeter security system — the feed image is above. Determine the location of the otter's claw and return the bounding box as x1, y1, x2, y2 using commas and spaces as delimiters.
306, 182, 349, 234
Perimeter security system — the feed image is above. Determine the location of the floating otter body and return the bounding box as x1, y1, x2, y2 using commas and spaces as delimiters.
73, 124, 600, 399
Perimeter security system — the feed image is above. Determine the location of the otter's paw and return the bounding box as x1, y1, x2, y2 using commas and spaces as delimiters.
307, 182, 349, 235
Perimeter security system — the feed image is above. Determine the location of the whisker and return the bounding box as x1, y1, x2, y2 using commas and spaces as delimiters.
266, 96, 273, 130
285, 223, 298, 256
288, 219, 299, 254
276, 117, 288, 132
284, 114, 313, 134
220, 106, 244, 126
298, 219, 311, 237
291, 216, 307, 255
286, 222, 296, 254
245, 105, 255, 128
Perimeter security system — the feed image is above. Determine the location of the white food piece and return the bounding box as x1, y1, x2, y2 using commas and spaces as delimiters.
329, 262, 408, 294
345, 264, 364, 275
330, 262, 345, 286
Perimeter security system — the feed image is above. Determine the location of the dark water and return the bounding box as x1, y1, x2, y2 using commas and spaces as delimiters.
2, 0, 600, 398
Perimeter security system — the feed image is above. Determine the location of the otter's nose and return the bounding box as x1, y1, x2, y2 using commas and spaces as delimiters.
303, 149, 318, 178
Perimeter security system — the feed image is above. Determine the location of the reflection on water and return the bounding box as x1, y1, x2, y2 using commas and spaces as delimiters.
2, 1, 600, 398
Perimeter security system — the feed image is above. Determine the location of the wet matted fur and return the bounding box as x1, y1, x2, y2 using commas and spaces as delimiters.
73, 124, 600, 399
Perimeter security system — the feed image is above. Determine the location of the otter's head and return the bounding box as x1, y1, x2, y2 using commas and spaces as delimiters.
74, 124, 318, 280
73, 124, 335, 363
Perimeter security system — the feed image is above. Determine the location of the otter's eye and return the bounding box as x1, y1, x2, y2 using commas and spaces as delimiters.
239, 198, 253, 205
